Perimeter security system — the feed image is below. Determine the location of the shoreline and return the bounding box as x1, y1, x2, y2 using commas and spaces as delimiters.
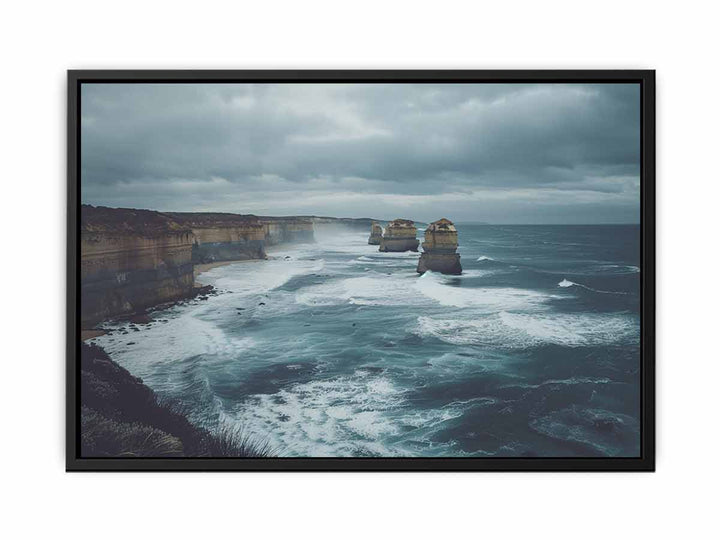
83, 251, 295, 341
193, 253, 291, 284
82, 257, 270, 341
193, 258, 264, 285
81, 329, 107, 341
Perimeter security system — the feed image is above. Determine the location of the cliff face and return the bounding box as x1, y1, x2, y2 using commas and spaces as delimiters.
368, 221, 383, 245
166, 212, 267, 263
379, 218, 420, 252
81, 206, 194, 325
307, 216, 376, 231
259, 217, 315, 245
417, 218, 462, 275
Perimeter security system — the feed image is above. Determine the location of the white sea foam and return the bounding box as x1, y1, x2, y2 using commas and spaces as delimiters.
557, 278, 628, 295
415, 271, 556, 310
198, 258, 325, 295
448, 269, 495, 279
296, 273, 430, 307
228, 371, 464, 457
91, 305, 258, 383
595, 264, 640, 274
415, 311, 638, 348
477, 255, 495, 261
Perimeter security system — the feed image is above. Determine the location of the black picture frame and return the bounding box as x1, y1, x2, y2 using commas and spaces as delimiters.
67, 69, 655, 472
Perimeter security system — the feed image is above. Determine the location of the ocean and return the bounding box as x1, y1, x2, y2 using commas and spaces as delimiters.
90, 224, 641, 458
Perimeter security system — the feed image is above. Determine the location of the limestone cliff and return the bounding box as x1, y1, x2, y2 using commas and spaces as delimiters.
166, 212, 267, 263
368, 221, 383, 245
379, 218, 420, 252
417, 218, 462, 275
259, 216, 315, 245
81, 205, 195, 325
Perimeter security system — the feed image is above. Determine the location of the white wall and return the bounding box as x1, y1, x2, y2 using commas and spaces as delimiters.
1, 1, 715, 538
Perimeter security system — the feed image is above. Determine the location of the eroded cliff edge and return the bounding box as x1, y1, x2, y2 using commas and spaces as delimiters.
166, 212, 267, 263
81, 205, 195, 326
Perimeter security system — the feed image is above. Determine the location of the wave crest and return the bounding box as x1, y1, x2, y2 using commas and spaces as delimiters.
415, 311, 638, 348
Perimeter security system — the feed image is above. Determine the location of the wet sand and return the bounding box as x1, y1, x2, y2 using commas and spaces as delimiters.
81, 329, 107, 341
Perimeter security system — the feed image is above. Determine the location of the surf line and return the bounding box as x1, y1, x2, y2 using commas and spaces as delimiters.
558, 279, 628, 295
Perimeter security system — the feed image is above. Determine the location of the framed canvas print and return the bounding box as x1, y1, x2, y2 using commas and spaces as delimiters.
67, 70, 655, 471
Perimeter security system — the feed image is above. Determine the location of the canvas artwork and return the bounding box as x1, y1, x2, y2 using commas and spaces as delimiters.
71, 73, 653, 470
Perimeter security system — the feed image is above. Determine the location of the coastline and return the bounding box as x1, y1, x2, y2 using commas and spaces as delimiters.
82, 256, 276, 341
81, 329, 107, 341
193, 258, 266, 285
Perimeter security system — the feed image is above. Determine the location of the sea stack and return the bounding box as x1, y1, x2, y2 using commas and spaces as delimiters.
417, 218, 462, 275
379, 219, 419, 252
368, 221, 383, 245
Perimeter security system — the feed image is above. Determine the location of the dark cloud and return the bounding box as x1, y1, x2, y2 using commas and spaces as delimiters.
81, 82, 640, 223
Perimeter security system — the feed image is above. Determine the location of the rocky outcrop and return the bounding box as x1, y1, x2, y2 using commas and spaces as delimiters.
379, 218, 419, 252
368, 221, 383, 245
81, 205, 195, 326
166, 212, 267, 263
417, 218, 462, 275
259, 217, 315, 245
80, 342, 271, 457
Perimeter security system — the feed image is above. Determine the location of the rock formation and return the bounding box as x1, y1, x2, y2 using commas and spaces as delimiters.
368, 221, 383, 245
81, 205, 195, 325
166, 212, 267, 263
417, 218, 462, 275
379, 219, 420, 252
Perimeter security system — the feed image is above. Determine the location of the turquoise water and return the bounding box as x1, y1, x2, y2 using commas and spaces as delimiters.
91, 224, 641, 457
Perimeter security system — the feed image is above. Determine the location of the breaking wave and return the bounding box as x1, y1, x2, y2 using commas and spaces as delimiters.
231, 371, 462, 457
558, 278, 628, 295
416, 271, 557, 310
415, 311, 638, 348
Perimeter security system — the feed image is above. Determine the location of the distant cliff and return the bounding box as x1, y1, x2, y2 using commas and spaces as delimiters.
306, 216, 376, 231
81, 205, 195, 326
258, 216, 315, 245
166, 212, 267, 263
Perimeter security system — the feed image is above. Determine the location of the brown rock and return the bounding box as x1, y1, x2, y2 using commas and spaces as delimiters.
368, 221, 383, 245
417, 218, 462, 275
379, 219, 419, 252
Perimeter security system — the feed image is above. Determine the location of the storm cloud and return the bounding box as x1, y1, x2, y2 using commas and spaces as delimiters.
81, 82, 640, 223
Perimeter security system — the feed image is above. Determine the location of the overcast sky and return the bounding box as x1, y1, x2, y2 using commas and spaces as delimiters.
81, 83, 640, 224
